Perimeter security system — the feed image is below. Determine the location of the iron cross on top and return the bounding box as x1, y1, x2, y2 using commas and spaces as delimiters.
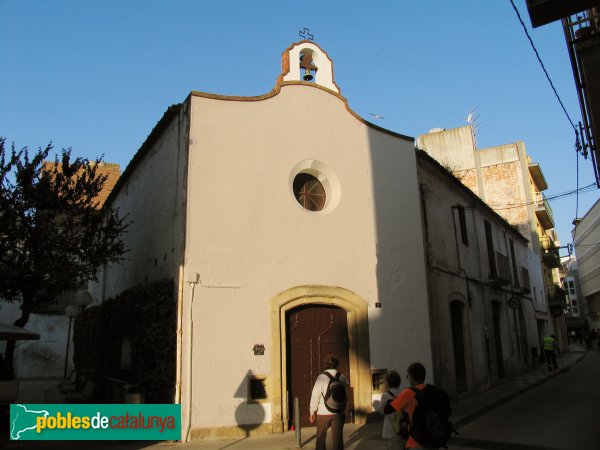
299, 28, 314, 41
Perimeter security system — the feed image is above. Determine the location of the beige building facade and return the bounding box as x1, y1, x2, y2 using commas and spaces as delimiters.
416, 126, 566, 350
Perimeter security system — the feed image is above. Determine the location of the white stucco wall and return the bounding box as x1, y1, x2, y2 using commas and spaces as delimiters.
180, 84, 431, 433
574, 199, 600, 330
416, 126, 476, 171
574, 199, 600, 298
14, 313, 71, 378
89, 107, 189, 302
1, 300, 80, 379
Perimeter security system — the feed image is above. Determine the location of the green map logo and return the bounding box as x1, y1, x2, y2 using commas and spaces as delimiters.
10, 404, 50, 439
10, 404, 181, 440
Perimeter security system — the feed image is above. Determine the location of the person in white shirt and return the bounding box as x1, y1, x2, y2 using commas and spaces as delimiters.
309, 354, 348, 450
378, 370, 405, 450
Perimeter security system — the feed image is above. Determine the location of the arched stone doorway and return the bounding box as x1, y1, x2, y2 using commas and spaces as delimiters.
269, 286, 371, 433
286, 304, 350, 427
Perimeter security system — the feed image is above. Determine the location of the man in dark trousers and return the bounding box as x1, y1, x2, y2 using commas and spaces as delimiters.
309, 354, 347, 450
543, 334, 558, 371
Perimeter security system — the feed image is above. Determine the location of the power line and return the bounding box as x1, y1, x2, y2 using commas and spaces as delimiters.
508, 0, 578, 132
547, 183, 596, 201
575, 242, 600, 248
486, 182, 597, 210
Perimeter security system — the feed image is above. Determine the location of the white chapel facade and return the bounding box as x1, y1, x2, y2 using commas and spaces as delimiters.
91, 41, 433, 440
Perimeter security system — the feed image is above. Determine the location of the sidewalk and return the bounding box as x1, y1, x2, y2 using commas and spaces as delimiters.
8, 344, 588, 450
153, 344, 587, 450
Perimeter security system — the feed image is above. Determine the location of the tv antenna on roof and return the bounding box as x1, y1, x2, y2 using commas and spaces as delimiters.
466, 107, 481, 130
466, 107, 481, 147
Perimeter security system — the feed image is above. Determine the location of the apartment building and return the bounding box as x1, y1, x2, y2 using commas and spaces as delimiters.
416, 126, 567, 350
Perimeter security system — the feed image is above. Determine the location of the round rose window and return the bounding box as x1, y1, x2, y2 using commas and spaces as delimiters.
293, 173, 326, 211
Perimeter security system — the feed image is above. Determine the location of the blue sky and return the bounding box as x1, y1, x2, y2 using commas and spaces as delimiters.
1, 0, 597, 248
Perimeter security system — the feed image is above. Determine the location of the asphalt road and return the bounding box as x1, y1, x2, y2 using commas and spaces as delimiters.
453, 349, 600, 450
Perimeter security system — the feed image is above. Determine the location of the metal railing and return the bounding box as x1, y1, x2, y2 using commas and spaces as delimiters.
534, 191, 555, 224
563, 10, 600, 185
539, 235, 561, 268
539, 235, 555, 250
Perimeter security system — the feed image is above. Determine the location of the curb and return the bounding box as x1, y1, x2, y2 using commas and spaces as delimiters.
453, 351, 587, 428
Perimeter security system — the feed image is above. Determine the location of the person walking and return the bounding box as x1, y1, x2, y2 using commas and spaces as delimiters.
309, 354, 348, 450
584, 329, 592, 350
384, 362, 447, 449
569, 330, 576, 345
378, 370, 405, 450
543, 334, 558, 371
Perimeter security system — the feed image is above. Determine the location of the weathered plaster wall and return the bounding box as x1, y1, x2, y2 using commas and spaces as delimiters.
415, 126, 477, 173
417, 129, 549, 339
417, 154, 540, 397
89, 107, 189, 302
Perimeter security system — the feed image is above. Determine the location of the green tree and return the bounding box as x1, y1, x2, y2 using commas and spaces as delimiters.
0, 138, 128, 370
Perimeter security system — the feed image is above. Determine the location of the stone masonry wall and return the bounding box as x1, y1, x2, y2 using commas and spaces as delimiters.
481, 161, 530, 239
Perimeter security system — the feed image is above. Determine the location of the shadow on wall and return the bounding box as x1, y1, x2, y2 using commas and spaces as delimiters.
366, 126, 432, 373
234, 370, 266, 437
225, 127, 436, 437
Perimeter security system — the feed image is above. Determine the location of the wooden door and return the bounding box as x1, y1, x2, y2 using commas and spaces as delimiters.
492, 301, 505, 379
286, 304, 350, 428
450, 301, 468, 394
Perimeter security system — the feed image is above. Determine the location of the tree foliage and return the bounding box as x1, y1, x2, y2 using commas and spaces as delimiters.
0, 138, 128, 368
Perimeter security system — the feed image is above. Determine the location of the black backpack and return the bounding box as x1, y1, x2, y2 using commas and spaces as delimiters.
409, 385, 454, 448
322, 372, 347, 413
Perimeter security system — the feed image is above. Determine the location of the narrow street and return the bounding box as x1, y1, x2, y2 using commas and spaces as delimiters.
453, 349, 600, 450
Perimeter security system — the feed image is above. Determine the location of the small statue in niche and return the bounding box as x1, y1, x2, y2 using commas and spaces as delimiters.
300, 52, 317, 81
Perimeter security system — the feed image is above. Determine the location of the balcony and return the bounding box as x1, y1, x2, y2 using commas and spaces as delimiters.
514, 266, 531, 294
528, 163, 548, 191
540, 235, 562, 268
546, 285, 567, 317
534, 192, 555, 229
488, 252, 511, 287
563, 10, 600, 185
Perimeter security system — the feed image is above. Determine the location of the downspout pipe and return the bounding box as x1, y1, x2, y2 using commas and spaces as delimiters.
184, 276, 199, 442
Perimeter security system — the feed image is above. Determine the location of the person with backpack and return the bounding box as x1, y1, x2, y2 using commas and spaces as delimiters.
543, 334, 558, 371
378, 370, 406, 449
384, 362, 453, 449
309, 354, 348, 450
